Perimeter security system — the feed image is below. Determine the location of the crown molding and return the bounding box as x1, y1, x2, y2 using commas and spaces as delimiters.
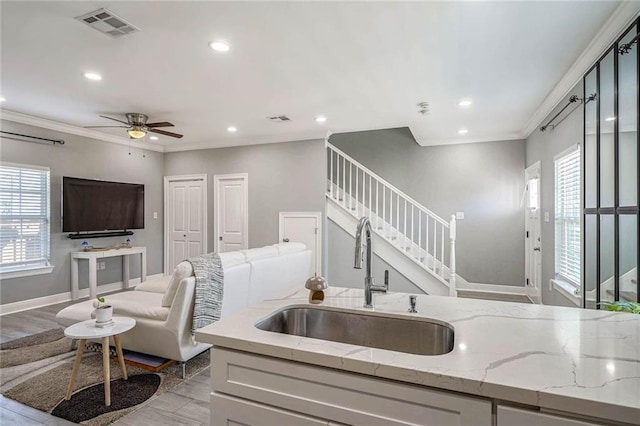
521, 2, 640, 139
414, 132, 525, 147
0, 110, 165, 152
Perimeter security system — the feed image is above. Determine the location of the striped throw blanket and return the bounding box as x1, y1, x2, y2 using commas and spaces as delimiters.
187, 252, 224, 334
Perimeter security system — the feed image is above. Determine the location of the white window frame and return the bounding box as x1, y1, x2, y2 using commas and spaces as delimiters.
554, 146, 581, 290
0, 162, 54, 279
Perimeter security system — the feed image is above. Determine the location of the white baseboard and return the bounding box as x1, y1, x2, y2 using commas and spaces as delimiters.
0, 273, 164, 316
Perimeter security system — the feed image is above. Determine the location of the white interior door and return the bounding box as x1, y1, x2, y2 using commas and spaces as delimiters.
279, 212, 321, 276
525, 162, 542, 303
164, 175, 207, 273
215, 174, 248, 253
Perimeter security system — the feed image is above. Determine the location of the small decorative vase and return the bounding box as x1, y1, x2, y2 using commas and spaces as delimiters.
94, 306, 113, 324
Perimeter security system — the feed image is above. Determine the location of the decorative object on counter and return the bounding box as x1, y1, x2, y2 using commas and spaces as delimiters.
124, 238, 132, 248
305, 274, 328, 304
599, 301, 640, 314
92, 296, 113, 326
81, 240, 89, 251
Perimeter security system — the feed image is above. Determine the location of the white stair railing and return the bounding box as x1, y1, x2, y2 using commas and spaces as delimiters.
327, 142, 457, 296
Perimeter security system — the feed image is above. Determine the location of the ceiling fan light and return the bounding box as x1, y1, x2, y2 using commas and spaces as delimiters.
128, 128, 147, 139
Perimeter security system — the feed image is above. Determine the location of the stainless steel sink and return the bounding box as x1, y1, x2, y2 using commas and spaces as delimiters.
255, 306, 454, 356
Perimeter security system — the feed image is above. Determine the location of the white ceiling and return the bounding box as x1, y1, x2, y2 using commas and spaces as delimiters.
0, 1, 627, 151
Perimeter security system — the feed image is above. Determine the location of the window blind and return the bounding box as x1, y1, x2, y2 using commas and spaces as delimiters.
0, 163, 50, 272
554, 148, 581, 287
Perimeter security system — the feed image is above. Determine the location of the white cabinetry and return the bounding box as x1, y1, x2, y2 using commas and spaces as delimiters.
211, 347, 492, 426
212, 393, 345, 426
497, 406, 602, 426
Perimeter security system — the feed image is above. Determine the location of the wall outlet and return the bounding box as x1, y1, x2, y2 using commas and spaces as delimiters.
544, 212, 550, 223
153, 211, 158, 219
455, 212, 465, 220
98, 262, 106, 270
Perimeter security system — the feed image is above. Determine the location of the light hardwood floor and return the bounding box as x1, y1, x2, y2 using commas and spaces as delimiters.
0, 298, 210, 426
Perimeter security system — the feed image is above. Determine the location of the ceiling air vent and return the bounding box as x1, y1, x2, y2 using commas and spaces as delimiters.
74, 8, 140, 38
268, 115, 291, 122
417, 102, 430, 115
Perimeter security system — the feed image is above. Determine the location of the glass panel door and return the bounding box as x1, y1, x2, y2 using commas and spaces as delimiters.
583, 19, 639, 308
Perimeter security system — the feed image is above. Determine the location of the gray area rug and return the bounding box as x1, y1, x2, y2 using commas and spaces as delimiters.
0, 328, 209, 425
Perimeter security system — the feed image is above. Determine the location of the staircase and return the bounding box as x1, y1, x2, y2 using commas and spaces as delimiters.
326, 142, 459, 297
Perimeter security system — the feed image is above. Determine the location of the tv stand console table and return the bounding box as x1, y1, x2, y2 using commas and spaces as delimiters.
70, 247, 147, 300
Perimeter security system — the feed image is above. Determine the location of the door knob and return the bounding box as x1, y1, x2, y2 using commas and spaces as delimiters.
283, 238, 290, 242
183, 234, 186, 237
533, 247, 541, 251
219, 236, 223, 241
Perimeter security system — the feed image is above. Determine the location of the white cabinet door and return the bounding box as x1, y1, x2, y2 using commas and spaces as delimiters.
214, 174, 248, 253
212, 348, 492, 426
212, 392, 341, 426
497, 406, 602, 426
279, 212, 321, 275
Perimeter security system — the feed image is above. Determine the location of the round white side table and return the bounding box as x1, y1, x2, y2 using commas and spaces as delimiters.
64, 317, 136, 406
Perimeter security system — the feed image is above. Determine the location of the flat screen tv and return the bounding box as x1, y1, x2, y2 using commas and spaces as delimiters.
62, 177, 144, 233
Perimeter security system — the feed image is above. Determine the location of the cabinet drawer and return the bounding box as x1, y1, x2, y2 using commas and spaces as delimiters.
212, 392, 342, 426
211, 347, 491, 426
497, 406, 603, 426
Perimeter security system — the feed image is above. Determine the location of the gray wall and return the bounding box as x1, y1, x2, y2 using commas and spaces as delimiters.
525, 83, 583, 307
0, 120, 165, 305
163, 139, 326, 253
326, 220, 423, 294
329, 128, 526, 286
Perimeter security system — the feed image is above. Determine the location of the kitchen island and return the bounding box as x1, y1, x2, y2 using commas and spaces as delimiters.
196, 287, 640, 425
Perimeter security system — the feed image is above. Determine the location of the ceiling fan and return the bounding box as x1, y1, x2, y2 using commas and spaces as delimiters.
85, 113, 183, 139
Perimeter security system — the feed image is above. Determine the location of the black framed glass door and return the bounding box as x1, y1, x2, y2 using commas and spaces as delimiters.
583, 18, 639, 308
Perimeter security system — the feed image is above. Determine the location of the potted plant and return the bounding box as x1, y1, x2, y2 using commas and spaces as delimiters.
92, 296, 113, 324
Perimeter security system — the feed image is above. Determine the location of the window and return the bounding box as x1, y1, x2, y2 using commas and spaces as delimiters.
554, 147, 581, 287
0, 163, 51, 276
527, 177, 539, 210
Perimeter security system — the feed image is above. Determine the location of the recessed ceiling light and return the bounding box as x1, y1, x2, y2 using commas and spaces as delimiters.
0, 97, 5, 102
209, 41, 230, 52
315, 116, 327, 123
227, 126, 237, 133
457, 99, 473, 108
605, 116, 616, 122
458, 128, 468, 135
149, 136, 159, 140
84, 72, 102, 81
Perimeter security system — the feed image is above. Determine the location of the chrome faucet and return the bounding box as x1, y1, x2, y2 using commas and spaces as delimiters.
354, 217, 388, 308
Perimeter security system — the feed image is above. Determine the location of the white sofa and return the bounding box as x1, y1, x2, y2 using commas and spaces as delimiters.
56, 243, 312, 362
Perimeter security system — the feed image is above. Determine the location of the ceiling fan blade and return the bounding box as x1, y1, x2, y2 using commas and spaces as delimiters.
99, 115, 130, 125
146, 121, 174, 128
150, 128, 183, 139
85, 125, 129, 128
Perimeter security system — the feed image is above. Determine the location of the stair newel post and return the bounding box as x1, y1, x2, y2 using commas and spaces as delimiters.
342, 154, 346, 208
355, 167, 359, 216
349, 162, 353, 211
329, 147, 334, 198
449, 214, 457, 297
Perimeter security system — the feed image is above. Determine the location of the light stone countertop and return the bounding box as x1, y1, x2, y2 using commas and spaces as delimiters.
195, 287, 640, 425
